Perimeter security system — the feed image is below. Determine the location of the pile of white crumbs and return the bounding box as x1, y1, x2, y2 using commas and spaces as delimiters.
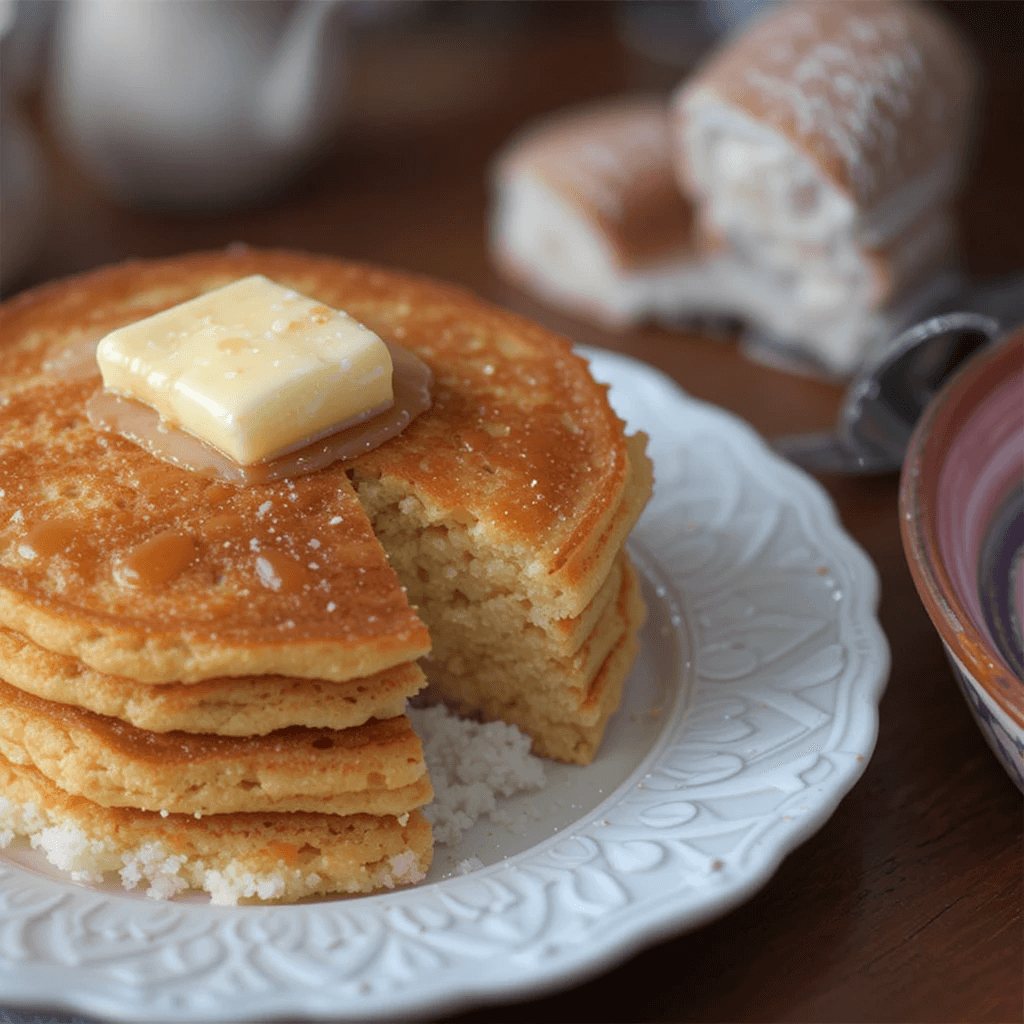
408, 704, 546, 846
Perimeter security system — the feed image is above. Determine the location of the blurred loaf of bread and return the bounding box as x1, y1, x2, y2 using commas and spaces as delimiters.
671, 0, 977, 371
674, 1, 976, 248
490, 1, 979, 375
491, 97, 716, 328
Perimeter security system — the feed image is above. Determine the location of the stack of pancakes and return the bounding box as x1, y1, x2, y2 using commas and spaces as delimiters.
0, 250, 651, 903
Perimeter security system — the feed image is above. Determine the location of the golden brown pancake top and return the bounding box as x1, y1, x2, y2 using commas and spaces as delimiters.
0, 250, 634, 681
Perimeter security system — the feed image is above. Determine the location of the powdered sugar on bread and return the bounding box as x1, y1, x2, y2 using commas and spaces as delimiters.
663, 0, 977, 371
675, 1, 978, 246
496, 97, 695, 267
490, 97, 710, 328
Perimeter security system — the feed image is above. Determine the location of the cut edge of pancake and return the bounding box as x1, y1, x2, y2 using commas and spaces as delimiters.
425, 559, 646, 763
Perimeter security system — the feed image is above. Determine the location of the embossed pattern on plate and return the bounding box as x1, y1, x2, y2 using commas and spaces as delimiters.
0, 348, 888, 1023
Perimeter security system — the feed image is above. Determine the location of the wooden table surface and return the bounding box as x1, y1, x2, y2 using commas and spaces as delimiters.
6, 3, 1022, 1022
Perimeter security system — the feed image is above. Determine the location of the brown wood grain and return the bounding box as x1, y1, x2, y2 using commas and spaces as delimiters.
6, 3, 1021, 1021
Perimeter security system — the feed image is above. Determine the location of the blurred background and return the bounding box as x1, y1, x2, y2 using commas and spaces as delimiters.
3, 0, 1021, 304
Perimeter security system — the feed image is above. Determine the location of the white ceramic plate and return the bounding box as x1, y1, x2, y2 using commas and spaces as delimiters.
0, 349, 888, 1023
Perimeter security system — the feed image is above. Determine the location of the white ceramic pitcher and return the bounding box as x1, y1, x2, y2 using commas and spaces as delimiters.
48, 0, 347, 211
1, 0, 52, 290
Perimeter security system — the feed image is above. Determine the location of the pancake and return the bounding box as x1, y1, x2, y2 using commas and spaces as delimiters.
0, 679, 432, 816
0, 630, 425, 735
0, 754, 432, 904
0, 249, 645, 683
0, 248, 653, 901
0, 456, 430, 683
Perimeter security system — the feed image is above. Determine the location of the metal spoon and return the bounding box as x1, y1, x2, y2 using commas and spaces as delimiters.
774, 275, 1024, 475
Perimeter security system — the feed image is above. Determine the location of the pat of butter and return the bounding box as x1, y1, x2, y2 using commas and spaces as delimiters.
96, 275, 394, 465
